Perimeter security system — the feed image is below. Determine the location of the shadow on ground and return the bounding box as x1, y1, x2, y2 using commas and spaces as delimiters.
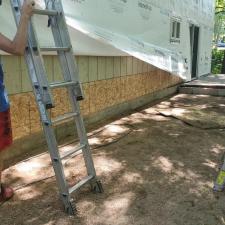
1, 94, 225, 225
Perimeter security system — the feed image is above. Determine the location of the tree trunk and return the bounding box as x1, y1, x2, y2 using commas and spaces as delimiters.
221, 50, 225, 74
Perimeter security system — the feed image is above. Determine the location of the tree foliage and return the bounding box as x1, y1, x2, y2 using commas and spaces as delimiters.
216, 0, 225, 13
214, 0, 225, 42
212, 0, 225, 74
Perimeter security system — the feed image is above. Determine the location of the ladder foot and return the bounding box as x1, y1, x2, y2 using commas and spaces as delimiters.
213, 184, 224, 192
91, 180, 104, 193
64, 200, 77, 215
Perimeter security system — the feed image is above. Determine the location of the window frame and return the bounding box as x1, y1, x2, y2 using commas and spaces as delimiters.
170, 17, 181, 44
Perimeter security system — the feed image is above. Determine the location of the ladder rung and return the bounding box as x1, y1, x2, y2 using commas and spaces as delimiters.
50, 81, 76, 89
69, 175, 94, 194
40, 47, 71, 52
60, 144, 86, 160
33, 9, 58, 16
52, 112, 78, 124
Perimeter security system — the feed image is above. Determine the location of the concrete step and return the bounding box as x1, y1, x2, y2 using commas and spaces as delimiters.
179, 86, 225, 96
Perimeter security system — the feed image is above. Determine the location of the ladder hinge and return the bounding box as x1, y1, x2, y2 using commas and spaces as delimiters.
45, 104, 54, 109
44, 121, 50, 126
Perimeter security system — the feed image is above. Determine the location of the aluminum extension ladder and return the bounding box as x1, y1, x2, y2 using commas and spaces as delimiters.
10, 0, 103, 215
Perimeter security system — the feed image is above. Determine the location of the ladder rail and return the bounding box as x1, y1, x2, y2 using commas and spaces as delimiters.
42, 122, 71, 198
10, 0, 103, 215
45, 0, 84, 100
69, 89, 97, 177
27, 22, 54, 108
44, 0, 96, 177
10, 0, 54, 109
10, 0, 73, 213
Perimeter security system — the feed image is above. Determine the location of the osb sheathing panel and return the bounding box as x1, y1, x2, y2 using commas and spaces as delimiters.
126, 75, 135, 101
10, 93, 30, 140
80, 83, 90, 116
120, 76, 127, 102
9, 71, 181, 140
51, 88, 71, 119
30, 98, 42, 134
9, 88, 72, 140
115, 78, 122, 105
96, 80, 105, 113
121, 76, 128, 101
107, 78, 121, 107
143, 74, 148, 94
89, 82, 97, 114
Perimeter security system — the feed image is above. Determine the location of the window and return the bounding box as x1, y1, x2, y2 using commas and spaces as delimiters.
170, 18, 181, 43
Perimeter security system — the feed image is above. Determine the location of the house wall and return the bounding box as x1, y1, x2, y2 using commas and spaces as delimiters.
60, 0, 215, 80
2, 54, 182, 166
1, 0, 214, 81
2, 55, 182, 143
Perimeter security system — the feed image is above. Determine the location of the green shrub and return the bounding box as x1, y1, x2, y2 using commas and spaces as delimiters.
211, 49, 224, 74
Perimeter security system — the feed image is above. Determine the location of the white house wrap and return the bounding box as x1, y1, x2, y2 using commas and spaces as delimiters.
0, 0, 215, 80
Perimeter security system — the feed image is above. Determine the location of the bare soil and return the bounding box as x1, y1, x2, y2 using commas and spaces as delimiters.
1, 94, 225, 225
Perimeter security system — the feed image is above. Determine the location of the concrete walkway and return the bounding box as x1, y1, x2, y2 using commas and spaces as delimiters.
180, 74, 225, 96
184, 74, 225, 87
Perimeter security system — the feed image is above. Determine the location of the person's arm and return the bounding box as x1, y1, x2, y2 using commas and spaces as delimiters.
0, 0, 34, 55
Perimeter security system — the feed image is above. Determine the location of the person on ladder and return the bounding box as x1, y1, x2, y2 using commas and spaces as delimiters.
0, 0, 34, 203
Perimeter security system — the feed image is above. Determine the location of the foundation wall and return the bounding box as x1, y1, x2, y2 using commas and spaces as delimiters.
1, 55, 182, 142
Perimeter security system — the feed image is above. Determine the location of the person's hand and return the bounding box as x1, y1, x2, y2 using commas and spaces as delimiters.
21, 0, 35, 19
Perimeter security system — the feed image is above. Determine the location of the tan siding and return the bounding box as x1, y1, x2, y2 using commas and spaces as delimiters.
88, 56, 98, 82
97, 57, 106, 80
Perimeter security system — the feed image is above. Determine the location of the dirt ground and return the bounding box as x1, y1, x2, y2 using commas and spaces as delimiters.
1, 94, 225, 225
